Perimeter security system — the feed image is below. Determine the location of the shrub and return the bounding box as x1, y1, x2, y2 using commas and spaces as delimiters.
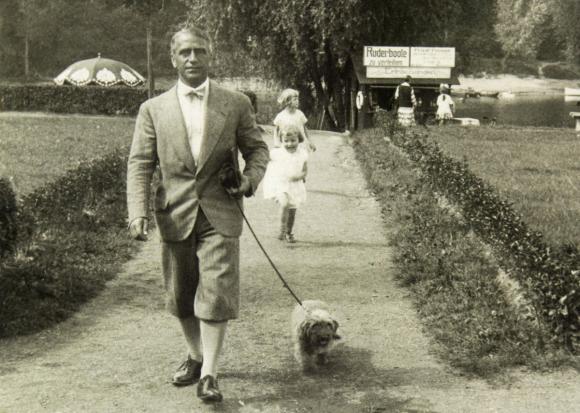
0, 84, 155, 116
0, 148, 139, 337
352, 127, 562, 375
503, 58, 539, 77
0, 178, 18, 258
542, 64, 580, 80
387, 128, 580, 351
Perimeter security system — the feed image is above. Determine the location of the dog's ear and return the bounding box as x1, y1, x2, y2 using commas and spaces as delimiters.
300, 319, 314, 338
331, 319, 339, 333
333, 333, 342, 340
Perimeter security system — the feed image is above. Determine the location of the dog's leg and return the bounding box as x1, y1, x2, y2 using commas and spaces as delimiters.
316, 352, 329, 365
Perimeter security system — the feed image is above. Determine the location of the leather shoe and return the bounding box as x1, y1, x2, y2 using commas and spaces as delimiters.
197, 375, 223, 403
171, 356, 202, 386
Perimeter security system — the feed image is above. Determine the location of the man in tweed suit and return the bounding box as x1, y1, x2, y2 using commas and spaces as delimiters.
127, 26, 269, 403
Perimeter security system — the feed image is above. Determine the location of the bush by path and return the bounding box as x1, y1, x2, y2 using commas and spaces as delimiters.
0, 149, 140, 337
352, 119, 573, 376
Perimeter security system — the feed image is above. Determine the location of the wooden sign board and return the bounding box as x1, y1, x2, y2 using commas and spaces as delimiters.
363, 46, 410, 67
410, 47, 455, 67
366, 66, 451, 79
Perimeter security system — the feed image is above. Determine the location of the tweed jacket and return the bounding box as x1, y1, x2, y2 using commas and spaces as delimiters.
127, 80, 269, 241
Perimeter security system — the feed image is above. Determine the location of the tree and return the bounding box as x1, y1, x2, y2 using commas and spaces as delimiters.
183, 0, 472, 130
0, 0, 21, 77
546, 0, 580, 63
495, 0, 552, 60
124, 0, 168, 97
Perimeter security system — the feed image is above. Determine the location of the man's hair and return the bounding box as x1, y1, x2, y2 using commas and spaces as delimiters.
405, 75, 412, 82
170, 25, 212, 55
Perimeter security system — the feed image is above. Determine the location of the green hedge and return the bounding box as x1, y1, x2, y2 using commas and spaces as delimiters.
542, 64, 580, 80
0, 178, 18, 258
384, 124, 580, 351
0, 84, 272, 123
0, 84, 152, 115
0, 149, 138, 337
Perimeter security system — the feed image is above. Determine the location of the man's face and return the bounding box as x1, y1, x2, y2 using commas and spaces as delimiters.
171, 32, 210, 87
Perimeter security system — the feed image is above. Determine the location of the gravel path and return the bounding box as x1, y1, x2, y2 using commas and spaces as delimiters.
0, 130, 578, 413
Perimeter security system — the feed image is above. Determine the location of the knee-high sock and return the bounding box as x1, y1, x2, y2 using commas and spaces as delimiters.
280, 207, 290, 234
287, 208, 296, 234
178, 316, 203, 361
200, 320, 227, 378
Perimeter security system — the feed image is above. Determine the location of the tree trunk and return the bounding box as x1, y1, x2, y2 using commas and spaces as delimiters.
146, 16, 155, 98
24, 28, 29, 78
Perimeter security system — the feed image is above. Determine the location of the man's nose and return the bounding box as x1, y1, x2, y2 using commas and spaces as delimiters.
186, 51, 198, 61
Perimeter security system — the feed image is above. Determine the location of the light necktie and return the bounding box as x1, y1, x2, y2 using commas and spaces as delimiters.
186, 88, 204, 100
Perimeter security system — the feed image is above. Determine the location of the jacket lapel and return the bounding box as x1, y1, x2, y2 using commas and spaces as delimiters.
196, 80, 228, 174
165, 86, 196, 174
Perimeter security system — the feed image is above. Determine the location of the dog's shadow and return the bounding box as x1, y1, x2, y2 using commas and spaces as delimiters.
219, 344, 443, 411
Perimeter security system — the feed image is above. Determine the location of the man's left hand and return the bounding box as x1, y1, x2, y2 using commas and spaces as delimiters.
225, 174, 251, 198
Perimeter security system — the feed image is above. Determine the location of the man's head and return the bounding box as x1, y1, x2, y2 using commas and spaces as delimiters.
170, 26, 211, 87
405, 75, 412, 83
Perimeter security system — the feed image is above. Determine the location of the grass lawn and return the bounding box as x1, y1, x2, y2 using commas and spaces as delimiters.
0, 113, 135, 195
428, 125, 580, 248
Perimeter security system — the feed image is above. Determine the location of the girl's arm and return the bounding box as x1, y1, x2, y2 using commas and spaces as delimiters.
273, 126, 281, 147
303, 126, 316, 151
291, 160, 308, 181
290, 161, 308, 181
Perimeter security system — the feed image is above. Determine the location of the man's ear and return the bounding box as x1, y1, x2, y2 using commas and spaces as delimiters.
171, 56, 177, 68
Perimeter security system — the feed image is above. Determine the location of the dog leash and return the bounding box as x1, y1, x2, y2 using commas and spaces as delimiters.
233, 199, 304, 308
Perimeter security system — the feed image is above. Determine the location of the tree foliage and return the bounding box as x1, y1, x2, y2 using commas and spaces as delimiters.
0, 0, 188, 78
184, 0, 492, 129
495, 0, 551, 59
495, 0, 580, 63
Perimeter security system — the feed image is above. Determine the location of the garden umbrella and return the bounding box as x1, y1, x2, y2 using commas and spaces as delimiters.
53, 54, 145, 87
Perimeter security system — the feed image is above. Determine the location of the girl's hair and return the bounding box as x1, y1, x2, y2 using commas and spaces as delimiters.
277, 88, 299, 107
279, 123, 302, 141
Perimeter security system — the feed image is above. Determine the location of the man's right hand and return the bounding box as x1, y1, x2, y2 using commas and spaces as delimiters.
129, 217, 149, 241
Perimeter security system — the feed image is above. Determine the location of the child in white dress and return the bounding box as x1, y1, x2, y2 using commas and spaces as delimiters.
263, 124, 308, 243
436, 84, 455, 125
273, 88, 316, 152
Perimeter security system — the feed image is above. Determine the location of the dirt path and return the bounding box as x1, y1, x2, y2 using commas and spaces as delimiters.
1, 130, 579, 413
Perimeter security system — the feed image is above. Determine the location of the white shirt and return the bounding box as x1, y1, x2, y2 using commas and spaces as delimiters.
177, 78, 209, 163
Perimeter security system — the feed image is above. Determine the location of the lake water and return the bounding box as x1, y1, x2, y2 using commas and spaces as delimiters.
454, 94, 577, 128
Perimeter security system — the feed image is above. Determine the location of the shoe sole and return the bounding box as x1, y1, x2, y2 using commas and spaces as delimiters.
199, 393, 223, 403
171, 377, 199, 387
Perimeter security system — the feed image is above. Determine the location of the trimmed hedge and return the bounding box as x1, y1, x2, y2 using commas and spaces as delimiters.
0, 178, 18, 258
384, 124, 580, 351
0, 84, 272, 123
0, 149, 138, 337
0, 84, 153, 116
542, 64, 580, 80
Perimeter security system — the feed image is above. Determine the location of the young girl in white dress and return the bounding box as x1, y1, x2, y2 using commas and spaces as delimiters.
436, 84, 455, 125
263, 124, 309, 243
273, 88, 316, 152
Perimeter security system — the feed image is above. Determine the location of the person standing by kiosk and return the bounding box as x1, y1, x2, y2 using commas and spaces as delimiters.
394, 75, 417, 127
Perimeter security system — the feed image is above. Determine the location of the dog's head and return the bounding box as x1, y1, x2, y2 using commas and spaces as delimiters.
300, 313, 341, 349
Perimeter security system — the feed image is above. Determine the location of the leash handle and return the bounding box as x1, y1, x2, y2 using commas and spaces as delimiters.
234, 200, 303, 307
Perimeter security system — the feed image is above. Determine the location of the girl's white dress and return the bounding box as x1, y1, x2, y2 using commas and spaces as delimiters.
436, 93, 455, 120
262, 147, 308, 206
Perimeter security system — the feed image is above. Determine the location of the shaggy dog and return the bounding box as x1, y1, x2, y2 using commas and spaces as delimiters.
291, 300, 341, 370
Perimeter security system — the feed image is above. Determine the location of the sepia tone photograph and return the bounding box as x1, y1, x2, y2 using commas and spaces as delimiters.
0, 0, 579, 411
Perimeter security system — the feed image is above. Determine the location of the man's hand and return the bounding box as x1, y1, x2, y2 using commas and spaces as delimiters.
129, 217, 149, 241
225, 174, 251, 199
